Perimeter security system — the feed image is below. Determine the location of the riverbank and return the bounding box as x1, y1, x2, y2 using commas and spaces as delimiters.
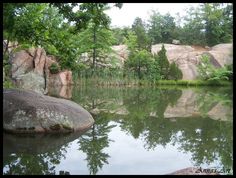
74, 77, 232, 87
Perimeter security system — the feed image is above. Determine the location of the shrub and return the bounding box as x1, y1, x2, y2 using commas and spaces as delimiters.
49, 63, 60, 74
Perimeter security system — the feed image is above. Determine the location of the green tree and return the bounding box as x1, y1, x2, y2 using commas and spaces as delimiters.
74, 3, 122, 71
148, 11, 176, 44
178, 3, 232, 46
77, 22, 116, 70
157, 44, 169, 79
111, 27, 131, 45
168, 62, 183, 80
201, 3, 233, 46
3, 3, 26, 55
132, 17, 151, 51
179, 6, 206, 45
125, 49, 155, 80
3, 3, 80, 71
197, 54, 215, 80
124, 31, 161, 81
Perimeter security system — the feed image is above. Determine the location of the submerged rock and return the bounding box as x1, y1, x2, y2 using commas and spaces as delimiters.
3, 88, 94, 133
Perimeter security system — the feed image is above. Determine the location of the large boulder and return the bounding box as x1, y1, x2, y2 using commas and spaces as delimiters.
152, 44, 199, 80
208, 43, 233, 67
151, 43, 233, 80
3, 88, 94, 133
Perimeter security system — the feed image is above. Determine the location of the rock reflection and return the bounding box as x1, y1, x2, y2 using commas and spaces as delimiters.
47, 85, 73, 99
3, 130, 87, 175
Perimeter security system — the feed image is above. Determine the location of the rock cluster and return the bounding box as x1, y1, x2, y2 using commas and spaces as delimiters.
10, 48, 73, 94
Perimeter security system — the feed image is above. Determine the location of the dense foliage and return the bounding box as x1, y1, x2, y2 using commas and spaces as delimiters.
3, 3, 232, 85
49, 63, 60, 74
113, 3, 233, 47
197, 54, 233, 81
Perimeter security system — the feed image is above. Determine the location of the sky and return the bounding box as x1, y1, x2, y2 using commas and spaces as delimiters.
104, 3, 200, 28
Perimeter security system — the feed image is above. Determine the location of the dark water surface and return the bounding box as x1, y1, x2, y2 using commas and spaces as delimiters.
3, 85, 233, 175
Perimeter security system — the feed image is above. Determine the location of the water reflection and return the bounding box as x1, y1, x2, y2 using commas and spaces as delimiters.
3, 131, 87, 175
3, 86, 233, 175
77, 115, 115, 175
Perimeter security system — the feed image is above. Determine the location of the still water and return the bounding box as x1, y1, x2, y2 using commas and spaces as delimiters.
3, 85, 233, 175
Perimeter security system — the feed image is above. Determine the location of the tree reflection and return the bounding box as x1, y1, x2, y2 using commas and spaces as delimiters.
74, 86, 232, 172
171, 117, 233, 169
78, 114, 115, 175
120, 88, 182, 140
72, 86, 232, 171
3, 145, 68, 175
195, 87, 233, 120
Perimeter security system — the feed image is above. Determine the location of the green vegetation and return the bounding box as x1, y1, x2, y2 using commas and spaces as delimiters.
3, 54, 15, 89
197, 54, 233, 81
157, 80, 231, 86
49, 63, 60, 74
3, 3, 232, 87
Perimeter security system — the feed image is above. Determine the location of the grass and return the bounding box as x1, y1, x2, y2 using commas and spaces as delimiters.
156, 80, 232, 86
75, 77, 232, 87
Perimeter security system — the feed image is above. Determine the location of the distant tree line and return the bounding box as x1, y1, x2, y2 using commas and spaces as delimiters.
112, 3, 232, 47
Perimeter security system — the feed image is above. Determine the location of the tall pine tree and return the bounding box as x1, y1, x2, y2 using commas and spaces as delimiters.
168, 62, 183, 80
157, 44, 169, 79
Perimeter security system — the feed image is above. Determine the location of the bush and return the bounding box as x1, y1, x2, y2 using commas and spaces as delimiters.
197, 54, 232, 81
49, 63, 60, 74
3, 80, 14, 88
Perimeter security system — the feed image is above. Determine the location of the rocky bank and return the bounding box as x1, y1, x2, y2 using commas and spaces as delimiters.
9, 47, 73, 94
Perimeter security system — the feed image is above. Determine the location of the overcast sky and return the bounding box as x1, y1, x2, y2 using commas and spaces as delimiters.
104, 3, 200, 28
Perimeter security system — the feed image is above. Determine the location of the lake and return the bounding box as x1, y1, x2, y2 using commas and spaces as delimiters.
3, 85, 233, 175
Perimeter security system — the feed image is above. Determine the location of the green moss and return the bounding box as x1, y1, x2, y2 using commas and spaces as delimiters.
62, 124, 72, 130
3, 79, 15, 88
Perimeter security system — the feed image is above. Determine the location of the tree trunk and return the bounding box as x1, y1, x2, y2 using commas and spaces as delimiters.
138, 60, 141, 80
3, 36, 10, 57
92, 26, 96, 73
